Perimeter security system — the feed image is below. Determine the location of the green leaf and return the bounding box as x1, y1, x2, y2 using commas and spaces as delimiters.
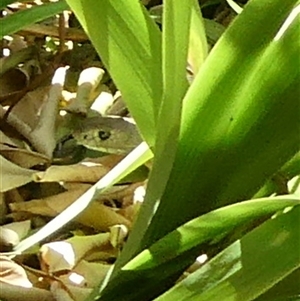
0, 0, 69, 39
91, 197, 300, 301
156, 205, 300, 301
142, 0, 300, 248
282, 151, 300, 178
63, 1, 300, 300
188, 0, 208, 74
66, 0, 162, 145
112, 0, 193, 272
254, 268, 300, 301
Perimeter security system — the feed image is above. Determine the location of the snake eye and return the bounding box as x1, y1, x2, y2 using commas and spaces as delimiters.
98, 130, 110, 141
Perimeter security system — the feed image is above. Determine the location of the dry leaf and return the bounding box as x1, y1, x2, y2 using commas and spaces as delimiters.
0, 228, 20, 252
40, 241, 76, 273
0, 130, 18, 146
9, 187, 131, 231
2, 220, 31, 241
0, 144, 49, 169
0, 256, 32, 287
0, 192, 7, 224
40, 233, 110, 274
62, 260, 110, 288
35, 162, 111, 183
0, 69, 28, 97
51, 281, 91, 301
10, 86, 49, 129
0, 281, 55, 301
0, 155, 36, 192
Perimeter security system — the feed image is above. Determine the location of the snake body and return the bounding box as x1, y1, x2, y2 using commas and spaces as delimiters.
72, 116, 142, 154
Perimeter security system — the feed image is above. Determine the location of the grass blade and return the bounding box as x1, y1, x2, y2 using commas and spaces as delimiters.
0, 0, 69, 39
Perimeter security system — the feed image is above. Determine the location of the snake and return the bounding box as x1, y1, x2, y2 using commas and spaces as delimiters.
72, 116, 142, 154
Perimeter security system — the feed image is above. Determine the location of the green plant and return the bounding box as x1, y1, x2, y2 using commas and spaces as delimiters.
63, 0, 300, 300
0, 0, 69, 39
2, 0, 299, 300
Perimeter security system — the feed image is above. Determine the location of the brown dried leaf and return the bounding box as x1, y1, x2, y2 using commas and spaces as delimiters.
10, 86, 50, 129
51, 281, 91, 301
40, 233, 110, 274
0, 144, 50, 169
0, 155, 36, 192
0, 130, 18, 146
0, 281, 55, 301
0, 69, 28, 97
2, 220, 31, 241
9, 187, 131, 231
62, 260, 110, 288
35, 162, 111, 183
0, 256, 32, 287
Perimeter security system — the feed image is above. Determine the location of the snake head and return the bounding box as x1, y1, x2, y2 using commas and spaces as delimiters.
72, 116, 142, 154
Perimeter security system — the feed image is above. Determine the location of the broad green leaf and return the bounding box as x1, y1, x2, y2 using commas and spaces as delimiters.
89, 197, 300, 301
65, 1, 300, 299
0, 0, 69, 39
254, 151, 300, 198
281, 151, 300, 178
66, 0, 162, 145
188, 0, 208, 75
148, 1, 208, 74
149, 4, 222, 49
113, 0, 192, 273
156, 205, 300, 301
142, 0, 300, 248
254, 268, 300, 301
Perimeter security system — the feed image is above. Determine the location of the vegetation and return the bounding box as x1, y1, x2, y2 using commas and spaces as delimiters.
0, 1, 299, 301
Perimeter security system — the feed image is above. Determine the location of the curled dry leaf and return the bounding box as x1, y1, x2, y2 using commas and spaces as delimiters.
0, 155, 36, 192
0, 256, 32, 287
51, 281, 92, 301
66, 233, 111, 263
30, 68, 68, 157
82, 154, 126, 169
2, 220, 31, 242
9, 186, 132, 231
0, 280, 55, 301
35, 154, 131, 184
0, 221, 31, 252
82, 247, 118, 263
9, 86, 50, 129
65, 67, 105, 115
109, 224, 128, 248
0, 192, 7, 224
60, 260, 111, 288
40, 232, 110, 274
0, 144, 50, 169
34, 162, 111, 183
0, 228, 20, 252
0, 68, 28, 97
0, 130, 18, 146
9, 186, 92, 217
40, 241, 76, 273
76, 201, 131, 231
90, 84, 114, 115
